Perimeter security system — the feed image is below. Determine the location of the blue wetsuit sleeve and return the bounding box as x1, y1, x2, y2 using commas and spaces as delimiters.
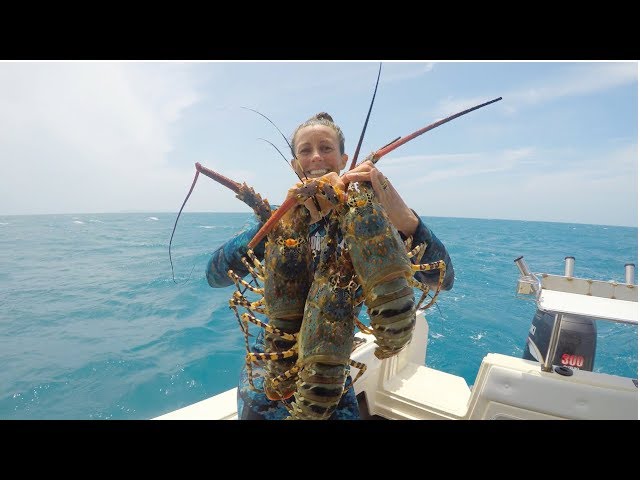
400, 211, 454, 291
205, 221, 267, 288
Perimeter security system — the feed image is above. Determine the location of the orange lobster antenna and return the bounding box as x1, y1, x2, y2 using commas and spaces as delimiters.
366, 96, 502, 165
248, 196, 297, 249
194, 162, 242, 193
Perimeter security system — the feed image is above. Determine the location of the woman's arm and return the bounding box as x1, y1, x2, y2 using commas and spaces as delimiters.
399, 212, 454, 291
205, 221, 267, 288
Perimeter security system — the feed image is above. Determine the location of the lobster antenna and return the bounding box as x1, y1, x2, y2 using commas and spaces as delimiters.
381, 136, 401, 150
169, 169, 200, 284
369, 96, 503, 164
242, 107, 296, 159
243, 106, 311, 182
349, 62, 382, 170
258, 137, 304, 182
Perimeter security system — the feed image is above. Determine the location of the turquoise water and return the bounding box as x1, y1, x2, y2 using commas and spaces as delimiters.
0, 213, 637, 419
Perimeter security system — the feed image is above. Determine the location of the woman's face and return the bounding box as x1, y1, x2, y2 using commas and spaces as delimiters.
292, 125, 348, 178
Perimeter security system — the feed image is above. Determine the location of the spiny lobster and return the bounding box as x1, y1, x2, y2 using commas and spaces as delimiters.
171, 162, 314, 401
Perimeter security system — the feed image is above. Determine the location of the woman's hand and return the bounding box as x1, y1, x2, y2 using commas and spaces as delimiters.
341, 160, 418, 237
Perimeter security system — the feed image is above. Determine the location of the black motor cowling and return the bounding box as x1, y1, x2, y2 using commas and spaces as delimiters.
522, 309, 597, 371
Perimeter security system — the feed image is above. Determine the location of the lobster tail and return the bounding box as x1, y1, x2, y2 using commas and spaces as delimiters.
262, 317, 302, 400
288, 362, 349, 419
367, 277, 417, 359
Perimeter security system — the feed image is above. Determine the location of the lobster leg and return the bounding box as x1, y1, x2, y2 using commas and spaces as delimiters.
240, 312, 297, 342
271, 363, 302, 388
229, 290, 266, 313
245, 348, 298, 397
410, 260, 447, 310
228, 272, 264, 296
354, 317, 374, 335
343, 359, 367, 394
240, 250, 266, 282
407, 242, 427, 264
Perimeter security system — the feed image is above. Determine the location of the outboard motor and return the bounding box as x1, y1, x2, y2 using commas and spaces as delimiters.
516, 256, 597, 371
522, 310, 597, 371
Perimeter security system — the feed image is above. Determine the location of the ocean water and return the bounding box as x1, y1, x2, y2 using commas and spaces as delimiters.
0, 212, 637, 420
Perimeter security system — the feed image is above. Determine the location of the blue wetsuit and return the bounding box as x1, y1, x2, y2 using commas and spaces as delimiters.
206, 210, 454, 420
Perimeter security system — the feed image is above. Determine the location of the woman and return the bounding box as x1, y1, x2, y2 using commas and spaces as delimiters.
206, 112, 454, 419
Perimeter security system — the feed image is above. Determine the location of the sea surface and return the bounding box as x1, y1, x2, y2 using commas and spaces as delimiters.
0, 213, 637, 420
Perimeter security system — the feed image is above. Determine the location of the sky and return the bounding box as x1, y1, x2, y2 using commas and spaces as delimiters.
0, 61, 637, 227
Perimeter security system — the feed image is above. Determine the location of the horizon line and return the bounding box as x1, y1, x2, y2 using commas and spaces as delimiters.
0, 211, 637, 229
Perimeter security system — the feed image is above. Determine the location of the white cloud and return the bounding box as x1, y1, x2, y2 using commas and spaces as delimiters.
434, 62, 637, 118
379, 62, 436, 83
381, 147, 536, 185
387, 141, 637, 226
513, 62, 637, 105
0, 62, 201, 215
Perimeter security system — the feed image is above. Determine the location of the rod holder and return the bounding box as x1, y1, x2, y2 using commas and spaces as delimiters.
564, 256, 575, 278
514, 256, 532, 277
625, 263, 636, 285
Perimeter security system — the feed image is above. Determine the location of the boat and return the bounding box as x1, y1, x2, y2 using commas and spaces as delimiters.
154, 256, 638, 420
